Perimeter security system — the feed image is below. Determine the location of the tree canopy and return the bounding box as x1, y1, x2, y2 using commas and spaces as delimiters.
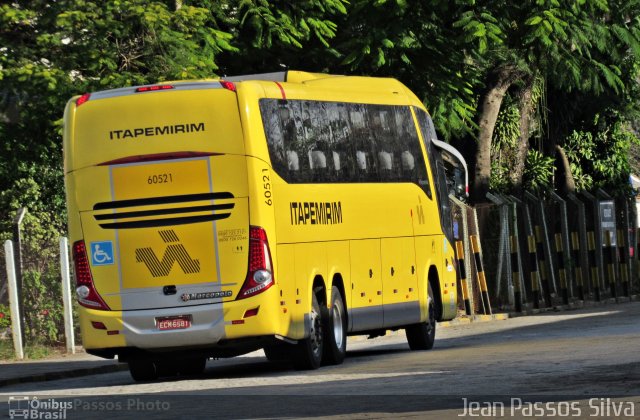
1, 0, 639, 235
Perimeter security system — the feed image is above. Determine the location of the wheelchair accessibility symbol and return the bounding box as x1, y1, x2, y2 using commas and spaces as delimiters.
91, 241, 114, 266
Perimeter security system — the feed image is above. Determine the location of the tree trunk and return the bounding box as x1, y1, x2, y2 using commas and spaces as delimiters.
510, 76, 535, 191
473, 65, 521, 203
555, 145, 576, 195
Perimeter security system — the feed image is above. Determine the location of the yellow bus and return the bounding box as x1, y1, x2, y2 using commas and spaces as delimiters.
63, 71, 463, 381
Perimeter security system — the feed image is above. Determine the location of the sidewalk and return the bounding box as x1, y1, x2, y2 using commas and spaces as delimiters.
0, 349, 127, 388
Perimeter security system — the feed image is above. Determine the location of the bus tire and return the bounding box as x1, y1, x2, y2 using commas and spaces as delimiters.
264, 343, 290, 362
128, 360, 158, 382
178, 357, 207, 376
155, 360, 178, 377
405, 283, 436, 350
292, 293, 323, 370
322, 285, 347, 365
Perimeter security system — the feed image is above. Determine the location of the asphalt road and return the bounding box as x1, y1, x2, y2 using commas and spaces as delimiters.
2, 302, 640, 419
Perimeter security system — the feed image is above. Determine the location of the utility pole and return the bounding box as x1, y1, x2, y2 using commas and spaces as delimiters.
13, 207, 27, 344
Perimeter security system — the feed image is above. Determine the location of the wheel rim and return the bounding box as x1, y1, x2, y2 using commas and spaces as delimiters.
310, 306, 323, 356
332, 301, 344, 349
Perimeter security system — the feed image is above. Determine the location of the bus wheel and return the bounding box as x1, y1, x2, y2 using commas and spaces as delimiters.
155, 360, 178, 377
292, 293, 323, 370
322, 285, 347, 365
178, 357, 207, 376
128, 360, 158, 382
405, 283, 436, 350
264, 343, 290, 362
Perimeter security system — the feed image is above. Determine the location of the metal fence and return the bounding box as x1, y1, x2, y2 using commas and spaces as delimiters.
463, 191, 639, 313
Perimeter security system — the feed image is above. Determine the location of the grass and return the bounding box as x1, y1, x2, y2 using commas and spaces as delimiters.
0, 338, 64, 361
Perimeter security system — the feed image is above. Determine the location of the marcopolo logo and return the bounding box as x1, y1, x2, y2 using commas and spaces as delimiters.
135, 230, 200, 277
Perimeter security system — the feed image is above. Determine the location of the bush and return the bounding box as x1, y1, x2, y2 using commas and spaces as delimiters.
0, 303, 10, 334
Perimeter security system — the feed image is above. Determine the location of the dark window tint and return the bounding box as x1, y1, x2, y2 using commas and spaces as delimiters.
415, 108, 453, 242
260, 99, 430, 195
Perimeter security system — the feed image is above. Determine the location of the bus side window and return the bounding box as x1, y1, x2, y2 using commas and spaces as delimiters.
412, 109, 436, 199
415, 108, 454, 242
392, 106, 430, 195
349, 104, 378, 182
326, 102, 352, 182
260, 99, 289, 178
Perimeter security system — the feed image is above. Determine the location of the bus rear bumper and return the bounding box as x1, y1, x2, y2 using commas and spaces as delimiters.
79, 287, 284, 358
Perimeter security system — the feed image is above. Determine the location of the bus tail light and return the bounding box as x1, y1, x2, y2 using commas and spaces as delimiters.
220, 81, 236, 92
135, 85, 174, 93
76, 93, 91, 107
238, 226, 274, 299
72, 240, 110, 310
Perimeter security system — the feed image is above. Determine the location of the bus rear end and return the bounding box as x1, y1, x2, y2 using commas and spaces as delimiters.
63, 81, 280, 380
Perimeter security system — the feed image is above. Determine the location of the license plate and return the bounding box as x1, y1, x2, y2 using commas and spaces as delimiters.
156, 315, 192, 331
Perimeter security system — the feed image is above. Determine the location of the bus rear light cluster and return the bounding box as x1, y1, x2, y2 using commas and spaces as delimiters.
219, 81, 236, 92
238, 226, 274, 299
135, 85, 174, 93
76, 93, 91, 107
72, 240, 110, 311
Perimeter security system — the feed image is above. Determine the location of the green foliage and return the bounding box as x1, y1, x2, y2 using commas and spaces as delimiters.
0, 303, 10, 332
493, 100, 520, 151
523, 149, 555, 192
489, 160, 511, 192
563, 111, 640, 193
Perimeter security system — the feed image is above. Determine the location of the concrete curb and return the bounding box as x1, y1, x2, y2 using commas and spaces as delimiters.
439, 313, 509, 327
0, 362, 128, 388
506, 294, 639, 318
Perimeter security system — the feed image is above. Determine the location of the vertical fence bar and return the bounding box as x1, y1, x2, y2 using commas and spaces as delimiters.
617, 229, 630, 297
550, 192, 573, 298
59, 237, 75, 354
588, 231, 600, 302
508, 195, 528, 306
604, 231, 618, 298
535, 225, 553, 307
486, 193, 513, 305
470, 235, 491, 315
4, 240, 24, 360
455, 241, 472, 315
571, 232, 585, 300
585, 191, 607, 293
510, 235, 523, 312
451, 196, 476, 313
527, 235, 541, 309
567, 193, 591, 296
555, 233, 569, 305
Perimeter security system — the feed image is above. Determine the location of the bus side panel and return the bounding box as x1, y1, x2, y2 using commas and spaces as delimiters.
293, 242, 328, 338
276, 243, 301, 339
414, 235, 440, 323
381, 237, 420, 328
349, 239, 383, 332
326, 241, 351, 327
440, 239, 458, 320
